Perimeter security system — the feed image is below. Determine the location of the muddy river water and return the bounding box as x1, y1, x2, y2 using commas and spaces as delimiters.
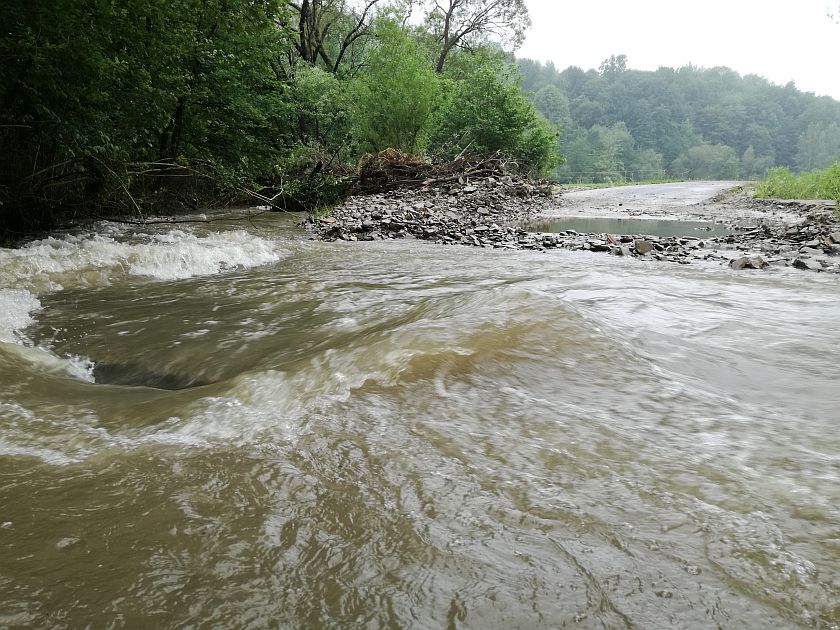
1, 194, 839, 628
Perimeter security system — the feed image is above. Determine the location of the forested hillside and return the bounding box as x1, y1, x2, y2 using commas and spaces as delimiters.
0, 0, 555, 234
518, 55, 840, 183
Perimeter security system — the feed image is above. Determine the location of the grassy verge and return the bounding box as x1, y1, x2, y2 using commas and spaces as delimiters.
755, 164, 840, 202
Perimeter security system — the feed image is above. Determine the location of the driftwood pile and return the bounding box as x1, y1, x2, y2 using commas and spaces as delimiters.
304, 147, 566, 249
355, 149, 552, 196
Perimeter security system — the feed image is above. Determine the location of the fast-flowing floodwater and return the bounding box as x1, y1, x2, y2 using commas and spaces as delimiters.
1, 212, 839, 629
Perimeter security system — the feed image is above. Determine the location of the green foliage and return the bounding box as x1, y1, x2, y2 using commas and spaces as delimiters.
671, 144, 740, 180
795, 122, 840, 172
630, 149, 667, 181
1, 0, 298, 226
290, 65, 355, 162
519, 57, 840, 183
274, 172, 356, 213
741, 146, 774, 180
756, 164, 840, 202
422, 0, 530, 73
0, 0, 556, 229
555, 123, 664, 183
351, 20, 441, 154
531, 85, 572, 130
599, 54, 627, 76
428, 52, 560, 174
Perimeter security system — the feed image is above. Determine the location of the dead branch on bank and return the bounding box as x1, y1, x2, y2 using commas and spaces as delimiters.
354, 148, 551, 196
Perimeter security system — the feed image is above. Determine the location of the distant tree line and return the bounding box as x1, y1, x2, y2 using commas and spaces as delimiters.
0, 0, 557, 234
518, 54, 840, 183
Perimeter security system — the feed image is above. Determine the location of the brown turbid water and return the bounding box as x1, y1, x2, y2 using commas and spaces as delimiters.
1, 208, 838, 629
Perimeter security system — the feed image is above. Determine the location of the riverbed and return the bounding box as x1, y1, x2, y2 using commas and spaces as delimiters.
1, 193, 839, 628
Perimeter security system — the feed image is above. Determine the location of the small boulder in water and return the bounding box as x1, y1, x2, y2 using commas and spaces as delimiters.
634, 239, 653, 255
729, 255, 768, 270
793, 257, 823, 272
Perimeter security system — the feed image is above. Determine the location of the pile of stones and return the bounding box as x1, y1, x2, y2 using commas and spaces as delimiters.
304, 181, 840, 273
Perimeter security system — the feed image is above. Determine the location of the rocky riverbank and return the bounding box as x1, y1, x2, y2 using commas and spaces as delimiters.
304, 180, 840, 273
302, 176, 558, 246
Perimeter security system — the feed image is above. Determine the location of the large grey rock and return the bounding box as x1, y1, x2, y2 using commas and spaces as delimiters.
729, 256, 768, 270
587, 240, 610, 252
634, 239, 653, 255
793, 257, 823, 272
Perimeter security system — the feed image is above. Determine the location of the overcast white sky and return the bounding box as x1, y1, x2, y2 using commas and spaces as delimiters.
518, 0, 840, 100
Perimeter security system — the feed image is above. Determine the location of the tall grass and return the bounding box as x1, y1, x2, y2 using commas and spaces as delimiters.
755, 163, 840, 201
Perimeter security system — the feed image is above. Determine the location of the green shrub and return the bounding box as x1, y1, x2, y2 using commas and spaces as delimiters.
427, 51, 560, 175
818, 163, 840, 202
350, 20, 441, 155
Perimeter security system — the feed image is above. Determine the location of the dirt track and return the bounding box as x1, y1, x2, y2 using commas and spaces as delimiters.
544, 181, 805, 224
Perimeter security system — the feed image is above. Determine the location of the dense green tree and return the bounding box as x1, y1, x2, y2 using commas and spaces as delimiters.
518, 58, 563, 94
351, 20, 440, 153
628, 149, 666, 181
556, 122, 664, 183
741, 146, 775, 180
1, 0, 297, 227
588, 123, 634, 179
531, 85, 572, 131
599, 54, 627, 76
283, 0, 398, 75
559, 66, 596, 100
658, 119, 702, 165
519, 56, 840, 181
795, 122, 840, 171
570, 96, 607, 129
671, 144, 740, 180
289, 64, 355, 163
1, 0, 558, 230
428, 51, 559, 174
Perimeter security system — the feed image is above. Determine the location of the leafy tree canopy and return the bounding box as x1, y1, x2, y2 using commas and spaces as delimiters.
519, 55, 840, 183
0, 0, 556, 231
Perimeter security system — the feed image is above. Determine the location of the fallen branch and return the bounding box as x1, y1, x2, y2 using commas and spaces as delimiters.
353, 149, 535, 194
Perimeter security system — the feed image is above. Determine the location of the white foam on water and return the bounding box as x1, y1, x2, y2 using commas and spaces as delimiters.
0, 227, 284, 293
0, 288, 41, 344
162, 371, 313, 445
0, 288, 96, 381
2, 342, 96, 383
0, 438, 87, 467
124, 229, 282, 281
0, 402, 97, 464
0, 227, 284, 383
0, 399, 217, 465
